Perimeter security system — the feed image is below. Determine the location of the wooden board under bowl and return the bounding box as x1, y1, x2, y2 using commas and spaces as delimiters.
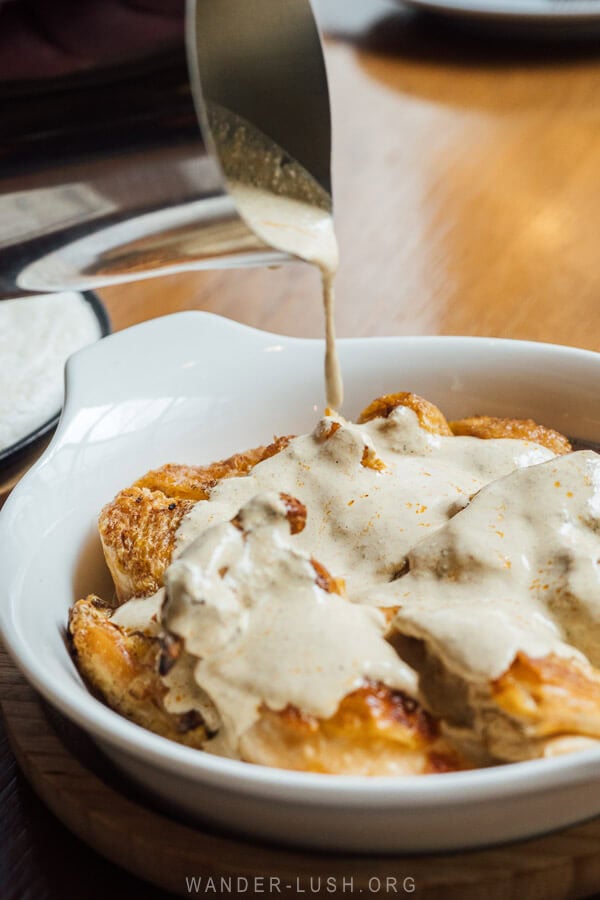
2, 648, 600, 898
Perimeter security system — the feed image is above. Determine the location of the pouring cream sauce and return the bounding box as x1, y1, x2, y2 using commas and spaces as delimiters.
209, 104, 343, 409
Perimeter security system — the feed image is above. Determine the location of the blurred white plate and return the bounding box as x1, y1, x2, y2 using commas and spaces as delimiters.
0, 291, 110, 470
402, 0, 600, 22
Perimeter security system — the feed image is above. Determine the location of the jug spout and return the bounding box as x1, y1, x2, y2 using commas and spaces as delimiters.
0, 0, 332, 298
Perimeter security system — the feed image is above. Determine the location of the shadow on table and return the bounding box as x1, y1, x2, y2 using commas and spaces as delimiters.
357, 11, 600, 64
322, 0, 600, 110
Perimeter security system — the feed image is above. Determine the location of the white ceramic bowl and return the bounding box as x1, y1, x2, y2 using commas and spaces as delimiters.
2, 311, 600, 854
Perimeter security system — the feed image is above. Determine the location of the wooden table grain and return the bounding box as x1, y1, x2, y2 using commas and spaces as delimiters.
101, 1, 600, 351
3, 1, 600, 896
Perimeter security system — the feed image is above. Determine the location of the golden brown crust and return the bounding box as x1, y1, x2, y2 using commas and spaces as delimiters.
99, 488, 194, 603
71, 517, 464, 774
492, 652, 600, 740
357, 392, 453, 435
133, 435, 293, 501
100, 437, 293, 603
70, 594, 599, 770
388, 637, 600, 763
310, 558, 346, 596
241, 682, 465, 775
361, 445, 386, 470
279, 493, 308, 535
68, 596, 206, 747
68, 598, 464, 774
99, 403, 572, 606
449, 417, 572, 455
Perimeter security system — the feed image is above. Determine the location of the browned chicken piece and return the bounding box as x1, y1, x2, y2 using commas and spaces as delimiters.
396, 635, 600, 763
70, 593, 599, 770
357, 393, 572, 457
100, 436, 292, 603
133, 435, 292, 501
100, 489, 194, 603
68, 595, 207, 748
242, 682, 464, 775
70, 520, 465, 774
449, 416, 572, 455
69, 590, 464, 772
357, 391, 453, 435
491, 653, 600, 752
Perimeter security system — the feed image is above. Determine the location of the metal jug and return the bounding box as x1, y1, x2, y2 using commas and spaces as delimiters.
0, 0, 332, 298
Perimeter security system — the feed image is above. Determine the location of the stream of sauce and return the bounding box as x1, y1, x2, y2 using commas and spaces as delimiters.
209, 105, 343, 409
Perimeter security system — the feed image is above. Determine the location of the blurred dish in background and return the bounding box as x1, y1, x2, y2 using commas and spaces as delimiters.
0, 291, 110, 470
401, 0, 600, 24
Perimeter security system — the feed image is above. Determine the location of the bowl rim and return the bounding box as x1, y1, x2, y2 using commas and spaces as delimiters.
2, 310, 600, 806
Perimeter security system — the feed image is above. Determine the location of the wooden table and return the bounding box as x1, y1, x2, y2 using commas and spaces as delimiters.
3, 1, 600, 896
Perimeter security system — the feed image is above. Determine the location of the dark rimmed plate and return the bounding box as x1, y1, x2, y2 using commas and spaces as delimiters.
0, 291, 111, 471
401, 0, 600, 36
402, 0, 600, 20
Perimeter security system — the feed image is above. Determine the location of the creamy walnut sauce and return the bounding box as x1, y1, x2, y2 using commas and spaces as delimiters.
163, 493, 415, 758
385, 450, 600, 680
108, 407, 600, 760
111, 590, 164, 636
155, 408, 598, 759
208, 104, 343, 409
228, 183, 341, 409
175, 407, 555, 595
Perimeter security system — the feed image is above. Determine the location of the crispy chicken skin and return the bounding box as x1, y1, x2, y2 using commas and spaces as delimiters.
100, 489, 194, 603
100, 436, 291, 602
491, 653, 600, 751
356, 392, 571, 455
69, 593, 464, 772
68, 595, 207, 747
70, 597, 600, 769
133, 436, 292, 501
242, 683, 464, 775
358, 392, 453, 435
449, 416, 572, 455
